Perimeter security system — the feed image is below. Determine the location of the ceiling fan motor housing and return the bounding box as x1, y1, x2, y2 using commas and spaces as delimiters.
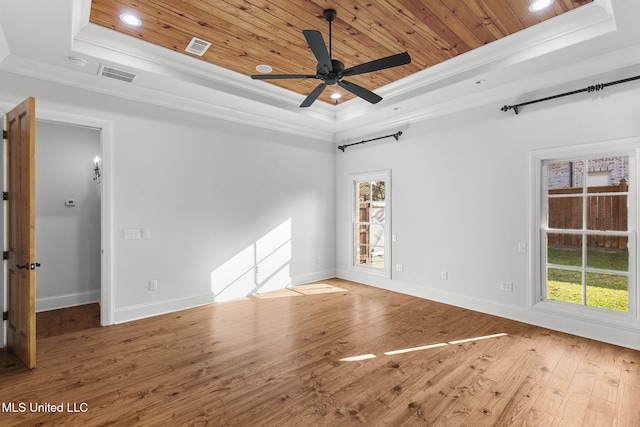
317, 59, 344, 84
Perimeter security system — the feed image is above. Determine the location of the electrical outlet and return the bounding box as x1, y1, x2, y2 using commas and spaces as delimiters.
518, 242, 527, 253
441, 271, 448, 280
500, 281, 513, 292
142, 229, 151, 239
149, 280, 158, 291
396, 264, 403, 272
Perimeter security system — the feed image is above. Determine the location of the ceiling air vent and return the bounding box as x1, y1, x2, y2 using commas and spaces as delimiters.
98, 64, 137, 83
185, 37, 211, 56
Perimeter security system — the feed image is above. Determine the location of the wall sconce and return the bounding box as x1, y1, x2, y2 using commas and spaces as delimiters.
93, 156, 101, 182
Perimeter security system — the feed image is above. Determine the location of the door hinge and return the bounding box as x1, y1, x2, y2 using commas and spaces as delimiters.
3, 251, 8, 260
2, 130, 6, 140
3, 192, 7, 201
2, 311, 7, 321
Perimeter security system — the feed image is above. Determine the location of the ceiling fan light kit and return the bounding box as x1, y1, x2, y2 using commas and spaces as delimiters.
251, 9, 411, 108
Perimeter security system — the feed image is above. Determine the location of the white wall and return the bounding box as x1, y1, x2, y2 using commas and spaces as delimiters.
35, 121, 101, 311
0, 70, 336, 324
336, 79, 640, 350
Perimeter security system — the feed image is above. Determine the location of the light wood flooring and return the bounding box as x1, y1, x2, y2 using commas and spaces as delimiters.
1, 278, 640, 426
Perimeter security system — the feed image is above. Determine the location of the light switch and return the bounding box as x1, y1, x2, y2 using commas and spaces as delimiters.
124, 229, 141, 240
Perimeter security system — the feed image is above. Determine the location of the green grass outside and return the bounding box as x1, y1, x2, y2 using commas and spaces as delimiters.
547, 247, 629, 312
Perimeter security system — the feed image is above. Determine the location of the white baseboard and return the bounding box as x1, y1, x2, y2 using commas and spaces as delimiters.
36, 290, 100, 312
291, 269, 337, 286
336, 268, 640, 351
113, 269, 338, 324
114, 291, 217, 324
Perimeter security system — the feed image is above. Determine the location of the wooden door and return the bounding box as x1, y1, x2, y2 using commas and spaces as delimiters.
6, 97, 37, 369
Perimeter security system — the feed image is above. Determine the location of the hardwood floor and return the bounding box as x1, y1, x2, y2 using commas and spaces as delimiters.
36, 303, 101, 339
1, 278, 639, 426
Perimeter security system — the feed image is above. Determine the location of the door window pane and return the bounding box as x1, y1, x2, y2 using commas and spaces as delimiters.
359, 182, 370, 202
372, 181, 385, 201
370, 206, 385, 223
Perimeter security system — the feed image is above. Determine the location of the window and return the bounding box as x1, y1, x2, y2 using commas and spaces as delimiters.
538, 150, 637, 318
351, 170, 391, 276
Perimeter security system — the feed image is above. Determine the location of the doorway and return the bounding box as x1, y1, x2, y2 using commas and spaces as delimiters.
2, 104, 114, 355
35, 121, 101, 328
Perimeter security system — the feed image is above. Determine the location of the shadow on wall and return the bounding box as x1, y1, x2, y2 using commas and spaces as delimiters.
211, 219, 292, 302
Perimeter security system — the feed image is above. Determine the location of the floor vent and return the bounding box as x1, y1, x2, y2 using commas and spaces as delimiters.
98, 64, 137, 83
185, 37, 211, 56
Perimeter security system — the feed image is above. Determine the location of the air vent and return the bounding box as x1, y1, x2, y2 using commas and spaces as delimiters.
98, 64, 137, 83
185, 37, 211, 56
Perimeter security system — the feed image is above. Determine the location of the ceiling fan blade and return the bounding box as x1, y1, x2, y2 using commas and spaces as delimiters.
251, 74, 316, 80
343, 52, 411, 77
338, 80, 382, 104
300, 83, 327, 108
303, 30, 332, 74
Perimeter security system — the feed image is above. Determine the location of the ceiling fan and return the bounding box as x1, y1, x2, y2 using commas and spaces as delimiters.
251, 9, 411, 108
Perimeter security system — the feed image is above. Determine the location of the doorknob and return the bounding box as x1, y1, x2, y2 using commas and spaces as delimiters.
16, 263, 40, 270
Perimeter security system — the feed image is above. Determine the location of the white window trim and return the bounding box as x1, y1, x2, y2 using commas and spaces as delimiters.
349, 170, 392, 278
529, 138, 640, 330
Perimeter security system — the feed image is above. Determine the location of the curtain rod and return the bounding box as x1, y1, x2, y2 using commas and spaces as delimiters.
501, 75, 640, 115
338, 131, 402, 152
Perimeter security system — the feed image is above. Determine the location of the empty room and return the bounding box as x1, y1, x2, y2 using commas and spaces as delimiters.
1, 0, 640, 425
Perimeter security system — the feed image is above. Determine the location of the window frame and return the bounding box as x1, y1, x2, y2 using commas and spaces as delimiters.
349, 170, 391, 278
530, 140, 639, 326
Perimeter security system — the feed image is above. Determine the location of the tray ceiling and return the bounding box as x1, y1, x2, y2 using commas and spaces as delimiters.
89, 0, 592, 106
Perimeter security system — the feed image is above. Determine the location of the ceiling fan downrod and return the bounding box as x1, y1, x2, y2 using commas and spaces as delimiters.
323, 9, 336, 59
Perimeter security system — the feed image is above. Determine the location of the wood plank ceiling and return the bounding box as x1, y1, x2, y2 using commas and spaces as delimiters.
89, 0, 592, 106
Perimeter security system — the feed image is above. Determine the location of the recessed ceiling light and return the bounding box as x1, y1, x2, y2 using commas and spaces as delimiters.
330, 92, 342, 99
120, 13, 142, 27
255, 64, 272, 73
528, 0, 554, 12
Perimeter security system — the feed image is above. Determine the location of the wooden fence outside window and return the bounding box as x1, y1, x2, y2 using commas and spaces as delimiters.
548, 179, 628, 249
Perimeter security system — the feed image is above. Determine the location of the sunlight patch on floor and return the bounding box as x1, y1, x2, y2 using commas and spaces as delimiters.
384, 342, 448, 355
252, 283, 347, 299
253, 289, 303, 299
340, 333, 509, 362
292, 283, 347, 295
339, 354, 377, 362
